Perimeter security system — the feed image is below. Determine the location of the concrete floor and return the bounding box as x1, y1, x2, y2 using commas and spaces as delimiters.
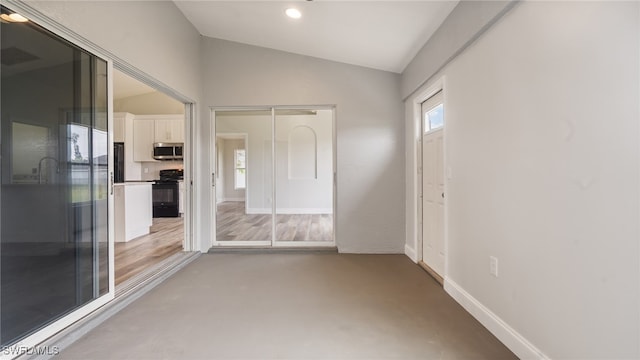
56, 253, 517, 359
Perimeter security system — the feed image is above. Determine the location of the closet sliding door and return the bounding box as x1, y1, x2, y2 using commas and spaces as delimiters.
214, 109, 273, 245
212, 107, 335, 248
274, 109, 334, 245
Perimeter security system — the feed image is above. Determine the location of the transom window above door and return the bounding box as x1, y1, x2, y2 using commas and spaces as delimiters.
422, 90, 444, 133
426, 104, 443, 131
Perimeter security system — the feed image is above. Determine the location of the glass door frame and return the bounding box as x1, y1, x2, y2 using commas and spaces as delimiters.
0, 2, 115, 357
210, 105, 337, 249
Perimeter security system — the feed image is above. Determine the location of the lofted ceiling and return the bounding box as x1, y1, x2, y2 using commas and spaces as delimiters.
173, 0, 459, 74
113, 70, 157, 100
116, 1, 459, 100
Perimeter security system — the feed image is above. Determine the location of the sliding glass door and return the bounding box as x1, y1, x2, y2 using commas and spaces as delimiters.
214, 109, 273, 245
1, 5, 112, 349
274, 109, 334, 243
212, 107, 335, 247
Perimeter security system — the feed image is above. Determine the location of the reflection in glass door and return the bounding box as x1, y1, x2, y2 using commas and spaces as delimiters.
213, 107, 334, 247
1, 5, 110, 348
274, 109, 334, 244
215, 109, 273, 244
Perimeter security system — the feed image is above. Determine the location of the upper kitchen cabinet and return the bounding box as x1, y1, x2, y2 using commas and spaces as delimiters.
133, 118, 156, 162
155, 117, 184, 143
114, 112, 142, 179
114, 114, 125, 143
133, 115, 184, 162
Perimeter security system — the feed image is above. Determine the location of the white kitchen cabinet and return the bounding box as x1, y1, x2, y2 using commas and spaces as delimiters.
113, 114, 125, 143
154, 118, 184, 143
122, 112, 142, 180
133, 118, 156, 162
133, 115, 184, 162
114, 182, 153, 242
113, 112, 142, 180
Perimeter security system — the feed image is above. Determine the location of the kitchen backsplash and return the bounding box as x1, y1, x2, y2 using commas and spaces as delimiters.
140, 160, 183, 180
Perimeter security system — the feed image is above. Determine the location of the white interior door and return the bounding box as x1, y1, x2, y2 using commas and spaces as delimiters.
422, 130, 444, 275
421, 91, 445, 278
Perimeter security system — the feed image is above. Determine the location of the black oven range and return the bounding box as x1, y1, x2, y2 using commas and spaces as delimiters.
152, 169, 183, 218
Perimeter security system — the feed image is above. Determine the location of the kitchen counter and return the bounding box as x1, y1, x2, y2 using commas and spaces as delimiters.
114, 182, 152, 242
114, 181, 154, 186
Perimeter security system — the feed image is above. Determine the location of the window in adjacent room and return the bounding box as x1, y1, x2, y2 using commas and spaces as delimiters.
234, 149, 246, 189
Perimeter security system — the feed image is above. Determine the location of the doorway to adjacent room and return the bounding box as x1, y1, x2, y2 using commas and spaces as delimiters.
112, 69, 188, 286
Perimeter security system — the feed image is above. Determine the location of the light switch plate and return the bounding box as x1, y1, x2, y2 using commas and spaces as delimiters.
490, 256, 498, 277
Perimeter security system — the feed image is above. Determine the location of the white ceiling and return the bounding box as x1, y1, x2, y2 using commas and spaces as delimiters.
173, 1, 459, 74
113, 69, 156, 100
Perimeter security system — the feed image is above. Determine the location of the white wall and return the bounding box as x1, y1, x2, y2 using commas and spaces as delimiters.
401, 0, 516, 99
404, 1, 639, 358
202, 38, 404, 253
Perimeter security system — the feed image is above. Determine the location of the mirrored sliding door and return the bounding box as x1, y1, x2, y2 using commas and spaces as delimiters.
274, 109, 334, 244
1, 5, 111, 348
212, 107, 334, 247
214, 109, 273, 244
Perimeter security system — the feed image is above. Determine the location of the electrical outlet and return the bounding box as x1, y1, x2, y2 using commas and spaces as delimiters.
144, 168, 149, 174
490, 256, 498, 277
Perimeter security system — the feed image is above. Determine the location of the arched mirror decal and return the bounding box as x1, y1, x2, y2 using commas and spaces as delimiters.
288, 125, 317, 180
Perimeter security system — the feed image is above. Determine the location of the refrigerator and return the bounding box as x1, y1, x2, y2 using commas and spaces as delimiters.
114, 142, 124, 183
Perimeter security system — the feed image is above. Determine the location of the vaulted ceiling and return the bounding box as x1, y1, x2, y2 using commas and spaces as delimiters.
115, 1, 459, 100
173, 1, 459, 74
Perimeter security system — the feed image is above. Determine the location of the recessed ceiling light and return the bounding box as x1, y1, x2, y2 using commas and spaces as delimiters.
1, 13, 29, 23
285, 8, 302, 19
9, 13, 28, 22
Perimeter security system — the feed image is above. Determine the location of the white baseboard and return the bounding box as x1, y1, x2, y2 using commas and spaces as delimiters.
279, 208, 332, 214
222, 197, 244, 202
404, 244, 418, 263
246, 208, 332, 215
246, 208, 268, 214
444, 278, 549, 360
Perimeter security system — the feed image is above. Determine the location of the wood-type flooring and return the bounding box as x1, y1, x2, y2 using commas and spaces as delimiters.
216, 201, 333, 242
115, 217, 184, 286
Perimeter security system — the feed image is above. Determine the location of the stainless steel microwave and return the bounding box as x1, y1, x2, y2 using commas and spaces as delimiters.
153, 143, 183, 160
